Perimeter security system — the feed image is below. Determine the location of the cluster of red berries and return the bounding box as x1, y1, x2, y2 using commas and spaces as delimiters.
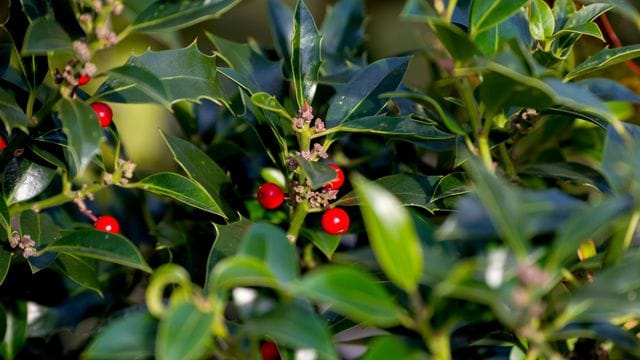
76, 75, 113, 128
257, 164, 350, 235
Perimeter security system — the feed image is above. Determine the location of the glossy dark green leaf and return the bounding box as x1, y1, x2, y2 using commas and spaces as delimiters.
330, 115, 455, 141
207, 33, 284, 95
530, 0, 555, 40
205, 218, 252, 288
42, 229, 151, 272
101, 64, 171, 107
430, 20, 479, 61
479, 61, 555, 116
361, 336, 427, 360
352, 174, 423, 293
156, 301, 214, 360
211, 256, 278, 289
474, 13, 532, 57
325, 57, 410, 128
267, 0, 293, 76
579, 0, 640, 28
291, 0, 321, 107
55, 254, 102, 296
96, 44, 228, 109
576, 78, 640, 104
251, 92, 290, 120
127, 172, 225, 217
470, 0, 529, 36
564, 3, 613, 29
130, 0, 240, 32
301, 228, 340, 260
21, 17, 72, 55
3, 157, 55, 204
238, 222, 299, 284
321, 0, 365, 72
160, 132, 236, 220
546, 195, 632, 268
0, 249, 10, 285
336, 173, 441, 213
296, 265, 406, 326
555, 22, 603, 40
521, 162, 609, 192
552, 0, 576, 29
0, 301, 26, 360
382, 91, 466, 135
566, 44, 640, 80
242, 91, 289, 167
243, 303, 338, 360
430, 172, 470, 203
56, 98, 102, 176
83, 311, 157, 360
296, 157, 338, 190
0, 88, 27, 134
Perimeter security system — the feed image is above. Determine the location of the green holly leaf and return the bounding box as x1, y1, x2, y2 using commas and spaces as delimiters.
96, 44, 229, 110
130, 0, 241, 33
291, 0, 322, 107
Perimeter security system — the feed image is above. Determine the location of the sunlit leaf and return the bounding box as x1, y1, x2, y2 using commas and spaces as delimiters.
243, 303, 338, 360
291, 0, 322, 107
83, 312, 157, 360
326, 57, 410, 128
352, 174, 423, 293
56, 98, 102, 176
296, 265, 406, 326
21, 17, 71, 55
96, 44, 228, 109
126, 172, 226, 217
131, 0, 241, 32
470, 0, 529, 36
42, 230, 151, 272
156, 301, 214, 360
565, 44, 640, 80
3, 157, 55, 204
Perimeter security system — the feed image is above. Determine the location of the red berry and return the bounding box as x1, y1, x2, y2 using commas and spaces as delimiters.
78, 74, 91, 86
260, 341, 279, 360
0, 137, 7, 150
90, 102, 113, 127
324, 164, 345, 190
257, 182, 284, 210
321, 208, 350, 235
94, 215, 120, 234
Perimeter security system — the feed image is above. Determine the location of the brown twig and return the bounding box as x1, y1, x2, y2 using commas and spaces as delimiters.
598, 14, 640, 74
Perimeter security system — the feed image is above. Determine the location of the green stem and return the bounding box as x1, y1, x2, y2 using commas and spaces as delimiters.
300, 129, 311, 153
9, 183, 104, 216
409, 291, 451, 359
498, 143, 516, 179
287, 201, 309, 243
606, 210, 640, 265
444, 0, 458, 22
25, 91, 37, 121
455, 78, 493, 169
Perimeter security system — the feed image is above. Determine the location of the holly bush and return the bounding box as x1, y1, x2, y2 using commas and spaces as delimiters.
2, 0, 640, 359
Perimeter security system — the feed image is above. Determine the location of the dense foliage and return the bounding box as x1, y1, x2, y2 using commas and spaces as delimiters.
2, 0, 640, 359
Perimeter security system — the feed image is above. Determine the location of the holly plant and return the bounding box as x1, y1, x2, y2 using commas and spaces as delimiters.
2, 0, 640, 359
